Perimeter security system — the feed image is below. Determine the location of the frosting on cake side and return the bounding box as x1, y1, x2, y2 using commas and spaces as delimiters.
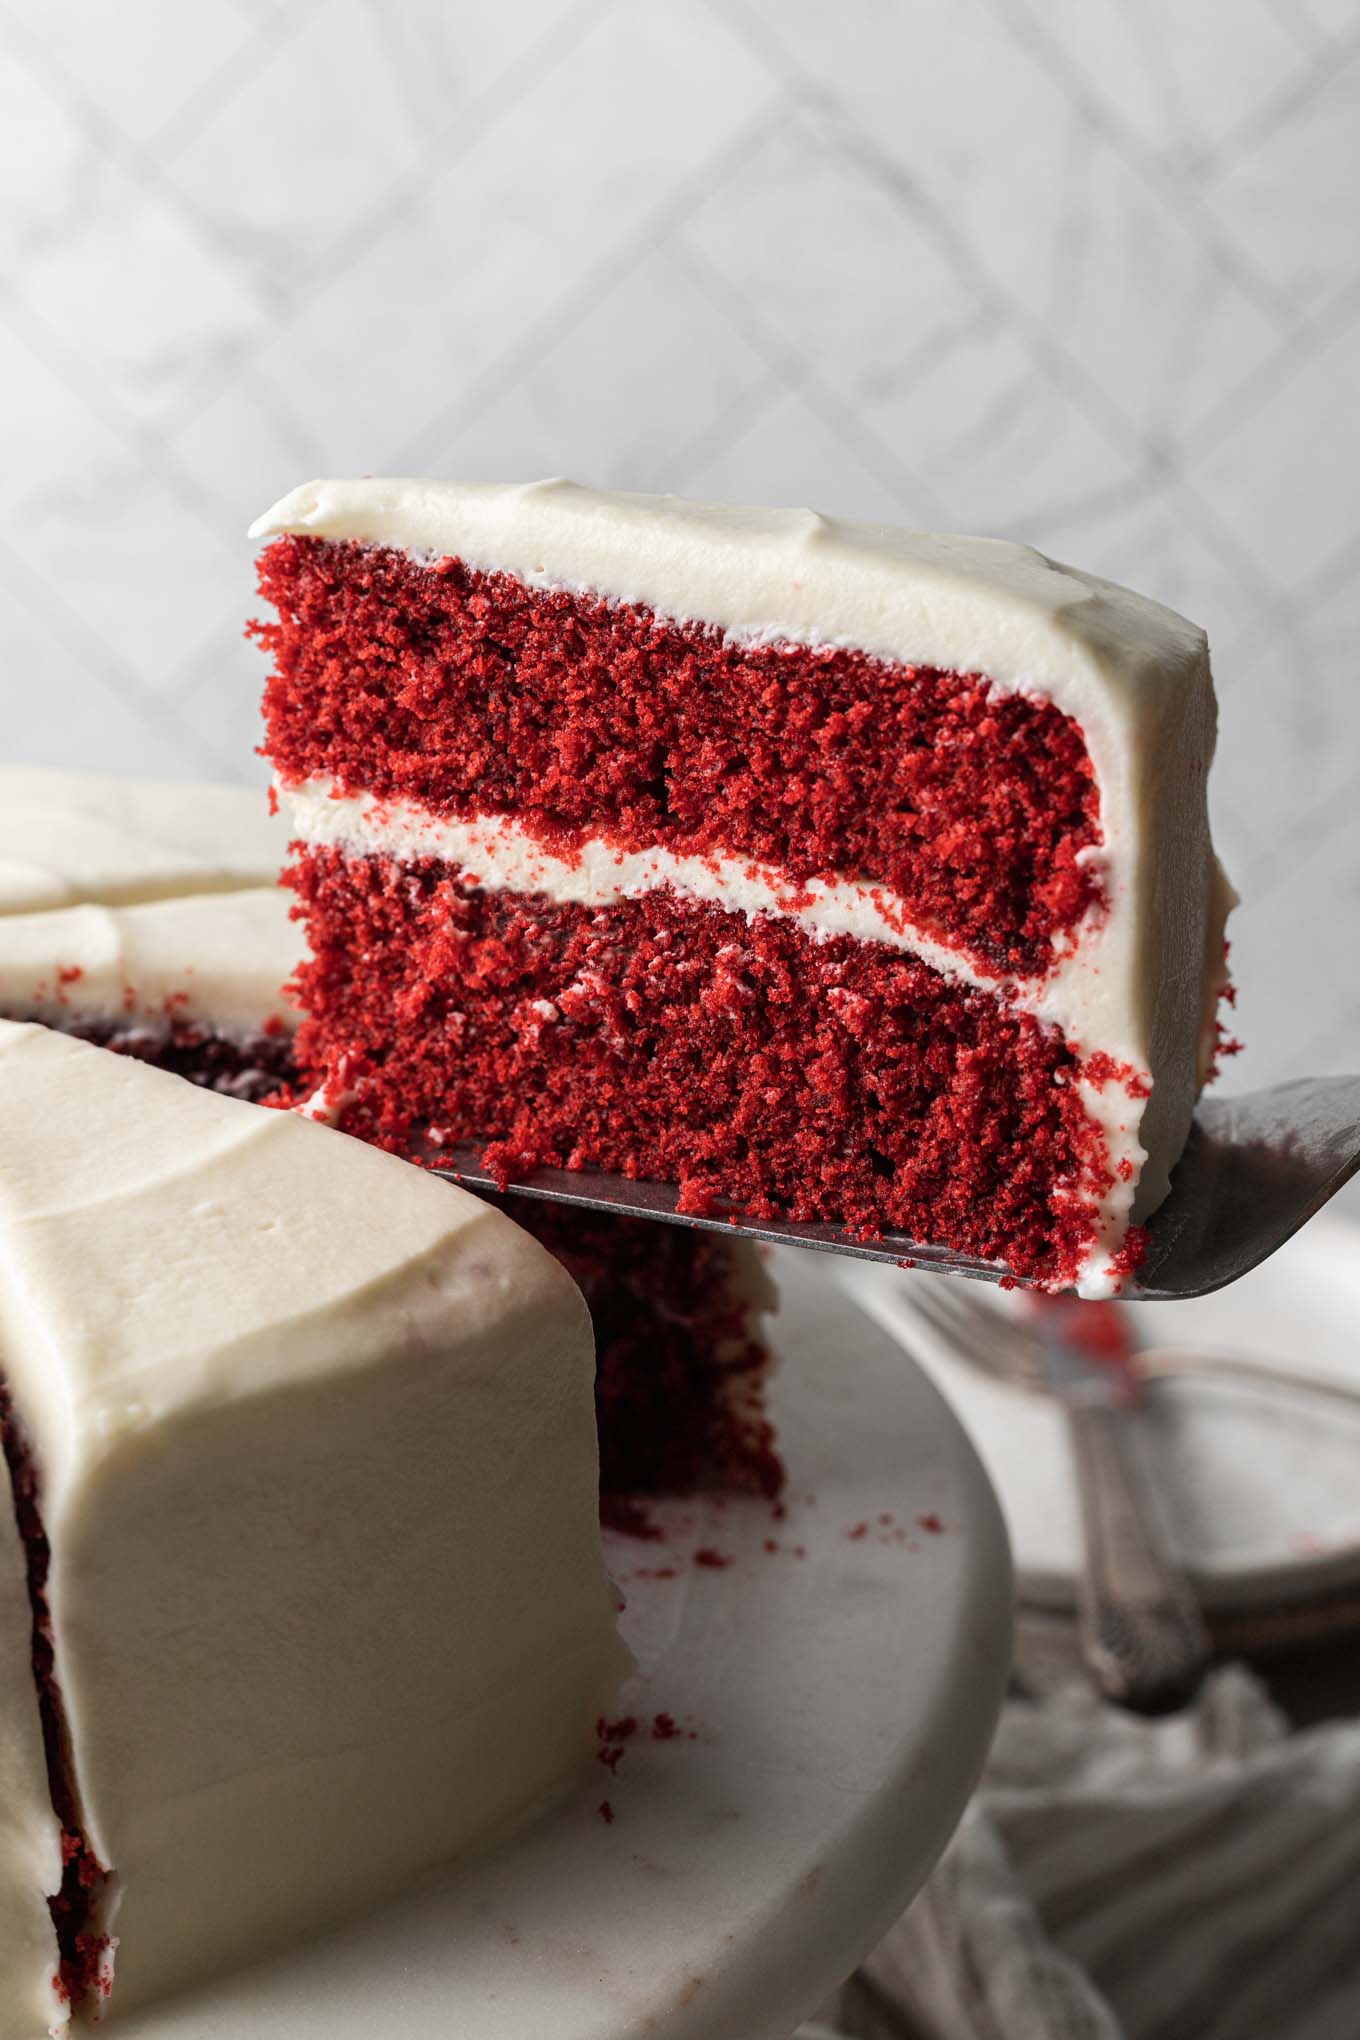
0, 1019, 628, 2016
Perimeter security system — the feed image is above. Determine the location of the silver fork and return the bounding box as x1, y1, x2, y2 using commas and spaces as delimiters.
905, 1283, 1211, 1713
904, 1281, 1360, 1409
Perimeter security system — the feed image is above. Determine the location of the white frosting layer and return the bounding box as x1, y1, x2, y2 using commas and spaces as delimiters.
0, 1475, 65, 2040
0, 888, 299, 1038
256, 479, 1230, 1296
250, 479, 1206, 720
0, 1021, 627, 2015
0, 766, 287, 915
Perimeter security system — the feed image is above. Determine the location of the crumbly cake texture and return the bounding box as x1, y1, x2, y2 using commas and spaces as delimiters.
256, 538, 1101, 976
494, 1197, 782, 1512
293, 847, 1119, 1285
252, 479, 1233, 1297
0, 1020, 627, 2022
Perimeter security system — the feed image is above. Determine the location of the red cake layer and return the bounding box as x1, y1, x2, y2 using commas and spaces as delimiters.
288, 846, 1123, 1290
0, 1011, 295, 1105
0, 1387, 113, 2011
254, 538, 1103, 976
494, 1196, 781, 1510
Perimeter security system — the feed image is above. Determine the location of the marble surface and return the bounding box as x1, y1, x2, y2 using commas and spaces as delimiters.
0, 0, 1357, 1096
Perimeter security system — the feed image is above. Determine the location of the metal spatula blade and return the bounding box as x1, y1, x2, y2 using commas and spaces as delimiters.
434, 1072, 1360, 1301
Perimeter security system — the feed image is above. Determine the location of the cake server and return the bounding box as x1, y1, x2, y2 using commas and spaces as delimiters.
436, 1072, 1360, 1301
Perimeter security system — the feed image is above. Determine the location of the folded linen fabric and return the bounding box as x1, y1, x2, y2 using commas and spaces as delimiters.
797, 1666, 1360, 2040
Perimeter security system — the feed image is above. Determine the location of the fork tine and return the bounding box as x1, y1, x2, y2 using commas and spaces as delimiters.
893, 1277, 1044, 1389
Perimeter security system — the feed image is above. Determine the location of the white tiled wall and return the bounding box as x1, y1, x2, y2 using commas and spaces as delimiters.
2, 0, 1357, 1092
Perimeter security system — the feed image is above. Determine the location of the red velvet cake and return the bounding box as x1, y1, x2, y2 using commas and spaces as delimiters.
494, 1197, 781, 1522
0, 765, 778, 1516
250, 479, 1233, 1297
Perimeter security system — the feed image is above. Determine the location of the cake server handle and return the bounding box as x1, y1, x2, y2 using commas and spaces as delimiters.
1064, 1395, 1210, 1714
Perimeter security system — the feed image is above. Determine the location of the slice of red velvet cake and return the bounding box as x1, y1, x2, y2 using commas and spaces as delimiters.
250, 479, 1234, 1298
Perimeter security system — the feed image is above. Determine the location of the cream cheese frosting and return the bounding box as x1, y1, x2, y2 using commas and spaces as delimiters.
0, 1479, 65, 2040
0, 766, 288, 916
0, 887, 299, 1038
0, 1020, 628, 2016
255, 479, 1230, 1296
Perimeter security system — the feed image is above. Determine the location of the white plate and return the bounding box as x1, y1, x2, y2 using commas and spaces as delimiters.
840, 1214, 1360, 1615
123, 1247, 1011, 2040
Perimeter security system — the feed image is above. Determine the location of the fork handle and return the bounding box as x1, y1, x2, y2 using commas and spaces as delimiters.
1064, 1399, 1210, 1714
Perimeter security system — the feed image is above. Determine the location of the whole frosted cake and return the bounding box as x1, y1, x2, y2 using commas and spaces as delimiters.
0, 1021, 627, 2027
251, 478, 1234, 1296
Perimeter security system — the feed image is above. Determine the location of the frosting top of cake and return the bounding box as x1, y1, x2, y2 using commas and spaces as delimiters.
0, 1020, 583, 1524
250, 477, 1208, 721
0, 888, 299, 1036
0, 765, 287, 916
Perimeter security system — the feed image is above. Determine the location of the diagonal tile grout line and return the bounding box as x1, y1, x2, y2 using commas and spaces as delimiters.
665, 236, 949, 526
717, 0, 1360, 606
0, 271, 244, 546
825, 117, 1294, 610
1297, 524, 1360, 605
710, 8, 1309, 620
664, 367, 786, 492
1197, 11, 1360, 176
147, 1, 327, 161
0, 0, 623, 449
161, 0, 625, 394
1259, 0, 1334, 57
1178, 271, 1360, 462
0, 2, 320, 278
0, 534, 239, 779
0, 0, 627, 558
388, 98, 793, 473
982, 0, 1297, 324
0, 286, 242, 548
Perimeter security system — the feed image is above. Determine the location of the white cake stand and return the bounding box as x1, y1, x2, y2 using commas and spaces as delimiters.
123, 1247, 1011, 2040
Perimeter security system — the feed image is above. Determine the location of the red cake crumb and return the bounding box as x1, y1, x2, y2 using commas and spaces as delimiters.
917, 1512, 944, 1535
1208, 948, 1243, 1080
254, 537, 1104, 976
1, 1009, 295, 1106
0, 1389, 113, 2012
694, 1547, 733, 1569
596, 1715, 640, 1744
491, 1198, 782, 1508
598, 1800, 615, 1826
286, 849, 1116, 1290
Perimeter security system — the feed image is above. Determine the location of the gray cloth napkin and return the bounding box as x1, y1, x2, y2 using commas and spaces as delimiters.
797, 1666, 1360, 2040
